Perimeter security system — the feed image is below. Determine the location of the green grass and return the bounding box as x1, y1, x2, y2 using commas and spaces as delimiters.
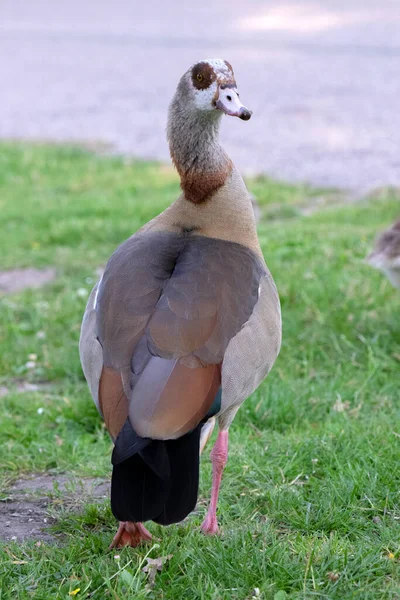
0, 142, 399, 599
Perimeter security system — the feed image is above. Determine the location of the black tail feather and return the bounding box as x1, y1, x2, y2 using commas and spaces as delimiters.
152, 425, 202, 525
111, 424, 202, 525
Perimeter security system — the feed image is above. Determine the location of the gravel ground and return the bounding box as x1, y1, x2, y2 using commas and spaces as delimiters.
1, 0, 399, 191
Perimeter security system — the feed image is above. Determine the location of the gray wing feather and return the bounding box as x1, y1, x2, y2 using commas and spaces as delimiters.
220, 273, 281, 427
79, 230, 278, 440
79, 283, 103, 411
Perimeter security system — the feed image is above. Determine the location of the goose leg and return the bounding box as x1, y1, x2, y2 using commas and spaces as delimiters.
201, 430, 228, 535
110, 521, 152, 548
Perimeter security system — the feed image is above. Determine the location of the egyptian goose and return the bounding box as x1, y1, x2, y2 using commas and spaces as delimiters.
79, 59, 281, 548
367, 220, 400, 288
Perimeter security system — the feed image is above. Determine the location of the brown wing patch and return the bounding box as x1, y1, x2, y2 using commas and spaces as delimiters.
154, 362, 221, 437
99, 367, 129, 439
130, 360, 221, 439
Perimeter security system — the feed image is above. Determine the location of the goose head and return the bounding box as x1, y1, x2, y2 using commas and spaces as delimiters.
174, 59, 252, 121
168, 59, 252, 204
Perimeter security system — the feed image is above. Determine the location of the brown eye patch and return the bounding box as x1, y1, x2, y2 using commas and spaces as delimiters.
191, 62, 216, 90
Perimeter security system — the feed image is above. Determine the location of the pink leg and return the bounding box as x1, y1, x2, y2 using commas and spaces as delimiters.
109, 521, 152, 549
201, 430, 229, 535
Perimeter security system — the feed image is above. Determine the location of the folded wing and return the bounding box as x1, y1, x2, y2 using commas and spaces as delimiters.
81, 231, 267, 443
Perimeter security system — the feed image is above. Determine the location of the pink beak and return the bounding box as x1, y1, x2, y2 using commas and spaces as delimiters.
215, 86, 252, 120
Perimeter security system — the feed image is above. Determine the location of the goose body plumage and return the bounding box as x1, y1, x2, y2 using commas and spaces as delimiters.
79, 59, 281, 546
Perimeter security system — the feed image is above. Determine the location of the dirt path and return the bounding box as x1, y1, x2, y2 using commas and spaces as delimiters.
0, 268, 56, 295
0, 475, 109, 542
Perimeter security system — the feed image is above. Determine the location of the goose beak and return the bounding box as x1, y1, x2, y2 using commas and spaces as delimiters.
215, 86, 252, 120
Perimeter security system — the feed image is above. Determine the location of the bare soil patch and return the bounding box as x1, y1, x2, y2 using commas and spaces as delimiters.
0, 474, 109, 543
0, 381, 54, 399
0, 498, 56, 543
0, 267, 56, 295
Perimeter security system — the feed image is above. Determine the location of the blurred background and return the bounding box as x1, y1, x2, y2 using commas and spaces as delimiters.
1, 0, 400, 191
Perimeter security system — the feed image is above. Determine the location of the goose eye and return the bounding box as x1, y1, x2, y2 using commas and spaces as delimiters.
197, 73, 203, 82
